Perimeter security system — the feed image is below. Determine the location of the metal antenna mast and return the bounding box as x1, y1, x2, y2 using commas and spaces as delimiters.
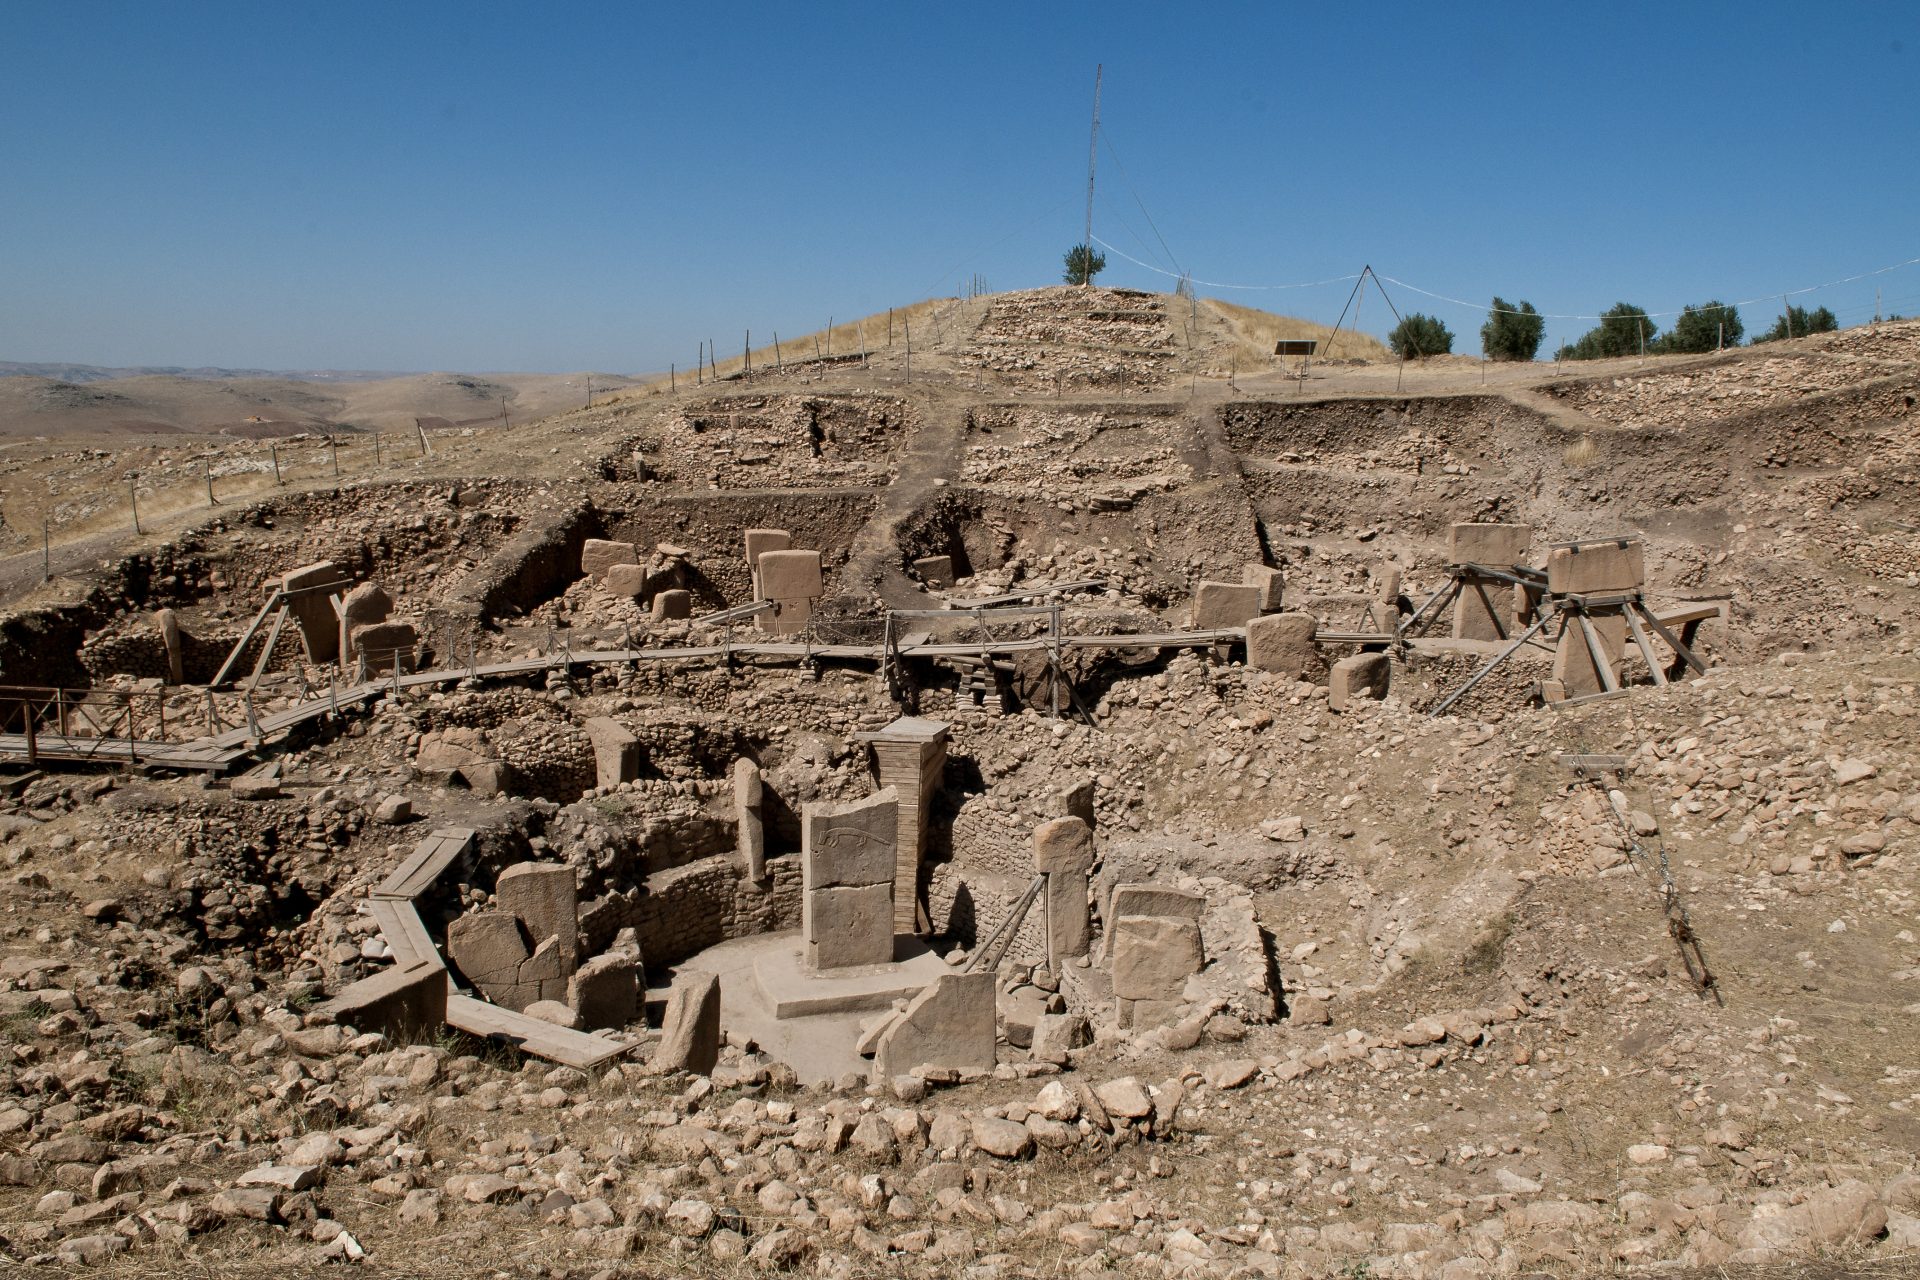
1082, 63, 1102, 286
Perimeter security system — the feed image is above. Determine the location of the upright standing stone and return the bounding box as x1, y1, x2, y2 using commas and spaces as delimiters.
656, 970, 721, 1075
757, 549, 823, 636
495, 863, 578, 975
872, 971, 996, 1079
350, 622, 419, 674
278, 561, 345, 663
1190, 581, 1263, 629
1242, 563, 1285, 613
338, 582, 392, 661
153, 608, 184, 684
1448, 524, 1532, 641
1545, 539, 1644, 698
801, 790, 898, 970
733, 758, 766, 882
860, 717, 949, 933
744, 528, 792, 600
1057, 778, 1096, 830
567, 952, 640, 1030
1363, 563, 1404, 632
1034, 817, 1095, 966
579, 538, 641, 580
582, 718, 641, 789
651, 588, 692, 620
1246, 613, 1324, 679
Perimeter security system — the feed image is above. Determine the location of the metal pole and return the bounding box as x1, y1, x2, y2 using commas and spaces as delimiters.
206, 458, 216, 505
43, 518, 49, 582
271, 445, 282, 484
129, 480, 141, 535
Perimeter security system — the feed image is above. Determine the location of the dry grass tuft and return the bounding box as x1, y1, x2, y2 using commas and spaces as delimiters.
1201, 297, 1392, 366
1563, 436, 1601, 469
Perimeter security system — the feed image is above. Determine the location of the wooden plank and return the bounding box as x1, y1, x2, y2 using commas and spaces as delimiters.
211, 592, 287, 689
1556, 752, 1628, 774
1652, 603, 1723, 627
375, 828, 475, 900
445, 993, 626, 1069
365, 899, 428, 971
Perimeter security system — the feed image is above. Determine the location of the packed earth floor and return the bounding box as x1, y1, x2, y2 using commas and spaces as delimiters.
1, 290, 1919, 1278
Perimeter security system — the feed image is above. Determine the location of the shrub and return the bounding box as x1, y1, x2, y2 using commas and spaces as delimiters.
1387, 313, 1454, 359
1062, 244, 1106, 287
1752, 304, 1838, 343
1558, 303, 1656, 360
1480, 297, 1544, 361
1654, 301, 1742, 354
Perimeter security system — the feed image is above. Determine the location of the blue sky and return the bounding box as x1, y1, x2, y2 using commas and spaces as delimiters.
2, 2, 1915, 371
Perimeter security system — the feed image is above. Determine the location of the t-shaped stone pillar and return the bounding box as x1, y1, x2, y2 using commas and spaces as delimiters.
801, 789, 898, 970
858, 716, 949, 934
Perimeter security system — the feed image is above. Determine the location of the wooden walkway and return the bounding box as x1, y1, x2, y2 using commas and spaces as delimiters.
2, 626, 1249, 771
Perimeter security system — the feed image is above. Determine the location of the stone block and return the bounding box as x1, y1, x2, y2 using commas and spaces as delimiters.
446, 911, 529, 999
1111, 916, 1205, 1001
805, 884, 895, 970
652, 588, 692, 620
153, 609, 183, 684
1448, 522, 1531, 568
517, 935, 571, 1006
656, 971, 721, 1075
1242, 564, 1285, 612
602, 563, 650, 599
1545, 538, 1645, 596
350, 622, 419, 673
912, 555, 955, 586
1190, 581, 1263, 629
495, 862, 578, 968
1329, 653, 1391, 712
582, 717, 641, 789
1245, 612, 1323, 679
580, 538, 641, 580
1109, 884, 1206, 925
458, 759, 513, 797
872, 971, 996, 1080
311, 962, 447, 1039
802, 790, 899, 890
1031, 1012, 1091, 1065
1057, 778, 1095, 829
567, 952, 640, 1030
280, 561, 344, 663
525, 999, 584, 1029
758, 549, 823, 601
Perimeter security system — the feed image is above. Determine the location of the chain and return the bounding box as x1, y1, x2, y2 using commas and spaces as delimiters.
1562, 700, 1719, 999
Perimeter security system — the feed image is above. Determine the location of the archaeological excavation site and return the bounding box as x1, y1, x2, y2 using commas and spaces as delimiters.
3, 287, 1920, 1278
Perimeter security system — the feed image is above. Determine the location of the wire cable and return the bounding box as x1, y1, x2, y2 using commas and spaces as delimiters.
1379, 254, 1920, 321
1090, 235, 1361, 292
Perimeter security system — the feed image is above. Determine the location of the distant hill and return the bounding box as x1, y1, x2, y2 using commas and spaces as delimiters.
0, 361, 411, 384
0, 369, 646, 438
